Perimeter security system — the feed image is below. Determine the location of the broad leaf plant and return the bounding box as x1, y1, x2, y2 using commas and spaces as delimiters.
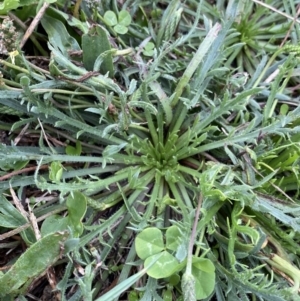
1, 0, 300, 300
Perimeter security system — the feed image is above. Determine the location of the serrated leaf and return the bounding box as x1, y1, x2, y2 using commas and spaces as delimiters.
103, 142, 128, 158
0, 159, 29, 171
128, 101, 157, 115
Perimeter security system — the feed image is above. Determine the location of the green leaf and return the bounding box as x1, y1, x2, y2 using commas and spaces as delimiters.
162, 289, 173, 301
65, 140, 82, 156
0, 195, 27, 228
172, 22, 222, 107
143, 42, 155, 56
166, 225, 182, 251
82, 25, 114, 76
46, 7, 88, 33
280, 103, 289, 115
192, 257, 215, 299
104, 11, 118, 26
66, 191, 87, 237
118, 10, 132, 26
0, 231, 69, 296
49, 161, 64, 183
135, 227, 164, 260
40, 215, 69, 236
0, 160, 29, 171
114, 24, 128, 35
0, 195, 35, 244
144, 251, 181, 279
41, 15, 81, 56
135, 227, 185, 279
41, 192, 86, 237
0, 0, 19, 15
168, 273, 181, 286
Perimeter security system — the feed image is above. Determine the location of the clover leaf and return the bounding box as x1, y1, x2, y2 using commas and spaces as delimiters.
143, 42, 155, 56
104, 10, 132, 35
135, 226, 216, 298
135, 226, 184, 279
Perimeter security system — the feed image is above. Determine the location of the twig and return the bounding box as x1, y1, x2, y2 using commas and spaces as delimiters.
0, 207, 67, 240
281, 4, 300, 47
28, 202, 41, 240
20, 2, 50, 49
10, 187, 29, 219
186, 193, 203, 274
8, 12, 48, 56
251, 0, 300, 24
13, 123, 29, 145
0, 164, 49, 181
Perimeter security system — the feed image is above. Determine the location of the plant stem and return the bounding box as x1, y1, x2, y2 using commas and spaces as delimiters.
186, 193, 203, 274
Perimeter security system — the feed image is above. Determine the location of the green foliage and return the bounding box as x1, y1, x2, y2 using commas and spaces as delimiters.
49, 161, 64, 182
191, 258, 215, 299
1, 0, 300, 300
103, 10, 132, 34
41, 191, 87, 237
0, 0, 56, 14
142, 42, 155, 57
0, 195, 36, 244
0, 231, 69, 297
0, 0, 20, 15
135, 226, 184, 278
65, 140, 82, 156
82, 25, 114, 77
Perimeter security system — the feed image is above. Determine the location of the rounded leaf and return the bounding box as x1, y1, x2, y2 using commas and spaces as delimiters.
118, 10, 132, 26
41, 215, 68, 236
145, 42, 155, 51
135, 227, 164, 260
166, 225, 181, 251
192, 258, 215, 299
162, 289, 172, 301
104, 11, 118, 26
66, 191, 87, 237
168, 273, 181, 286
114, 24, 128, 35
145, 251, 180, 279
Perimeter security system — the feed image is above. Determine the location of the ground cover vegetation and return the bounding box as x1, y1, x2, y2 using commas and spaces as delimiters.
1, 0, 300, 300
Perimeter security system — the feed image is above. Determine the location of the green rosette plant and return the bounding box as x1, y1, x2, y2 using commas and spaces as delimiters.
199, 0, 291, 75
1, 1, 300, 300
